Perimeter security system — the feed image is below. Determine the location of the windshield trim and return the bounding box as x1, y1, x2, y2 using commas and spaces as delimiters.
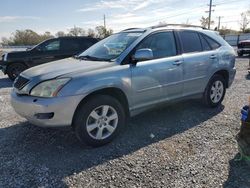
79, 31, 145, 62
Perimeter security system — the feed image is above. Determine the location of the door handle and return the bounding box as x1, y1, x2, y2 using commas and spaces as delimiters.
210, 55, 216, 59
173, 60, 183, 66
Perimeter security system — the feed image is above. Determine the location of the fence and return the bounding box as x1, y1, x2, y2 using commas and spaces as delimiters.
222, 33, 250, 46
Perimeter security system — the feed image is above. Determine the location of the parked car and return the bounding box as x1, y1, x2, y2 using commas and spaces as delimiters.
11, 25, 236, 147
0, 36, 98, 80
237, 40, 250, 57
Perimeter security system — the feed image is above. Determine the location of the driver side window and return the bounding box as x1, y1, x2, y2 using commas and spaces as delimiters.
136, 31, 177, 59
39, 39, 60, 51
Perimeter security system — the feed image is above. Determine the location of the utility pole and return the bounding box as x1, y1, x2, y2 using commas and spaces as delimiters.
205, 0, 216, 29
217, 16, 223, 30
208, 0, 213, 29
103, 14, 106, 29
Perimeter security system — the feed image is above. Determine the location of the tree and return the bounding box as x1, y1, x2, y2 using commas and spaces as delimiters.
219, 26, 239, 35
200, 16, 214, 28
12, 29, 41, 45
1, 37, 12, 46
40, 31, 54, 41
68, 26, 85, 36
239, 10, 250, 33
1, 30, 55, 46
87, 28, 95, 37
95, 26, 113, 39
55, 31, 66, 37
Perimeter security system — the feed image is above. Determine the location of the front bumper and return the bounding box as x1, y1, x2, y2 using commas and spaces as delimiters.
228, 67, 236, 88
11, 90, 84, 127
237, 48, 250, 54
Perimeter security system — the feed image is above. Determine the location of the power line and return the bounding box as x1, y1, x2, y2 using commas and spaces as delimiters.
148, 0, 247, 24
215, 0, 248, 5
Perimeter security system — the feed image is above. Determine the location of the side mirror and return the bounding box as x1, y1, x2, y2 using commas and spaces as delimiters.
34, 46, 42, 52
134, 48, 153, 62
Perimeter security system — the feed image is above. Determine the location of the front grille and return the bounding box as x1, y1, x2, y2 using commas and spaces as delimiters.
14, 76, 30, 90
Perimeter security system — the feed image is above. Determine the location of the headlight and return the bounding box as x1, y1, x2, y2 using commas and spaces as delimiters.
3, 53, 8, 61
30, 78, 70, 97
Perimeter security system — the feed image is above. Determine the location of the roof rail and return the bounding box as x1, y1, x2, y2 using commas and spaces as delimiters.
121, 28, 141, 31
151, 24, 207, 30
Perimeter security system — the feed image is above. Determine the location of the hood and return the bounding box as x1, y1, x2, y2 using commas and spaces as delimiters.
239, 40, 250, 43
21, 57, 116, 80
7, 50, 29, 58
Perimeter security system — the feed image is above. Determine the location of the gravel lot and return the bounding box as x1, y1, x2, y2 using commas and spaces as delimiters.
0, 58, 250, 188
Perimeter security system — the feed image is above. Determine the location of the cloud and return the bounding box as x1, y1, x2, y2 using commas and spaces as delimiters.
0, 16, 40, 23
133, 0, 154, 11
77, 0, 165, 12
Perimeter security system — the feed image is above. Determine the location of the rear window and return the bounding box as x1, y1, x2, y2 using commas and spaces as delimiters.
179, 31, 202, 53
63, 39, 81, 51
79, 39, 96, 49
203, 35, 220, 50
199, 34, 212, 51
62, 38, 95, 51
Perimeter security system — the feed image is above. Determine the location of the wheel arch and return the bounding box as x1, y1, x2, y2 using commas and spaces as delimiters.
72, 87, 130, 128
212, 69, 229, 88
6, 61, 28, 71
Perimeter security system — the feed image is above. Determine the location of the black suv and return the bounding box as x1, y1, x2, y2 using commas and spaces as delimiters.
0, 36, 98, 80
237, 39, 250, 57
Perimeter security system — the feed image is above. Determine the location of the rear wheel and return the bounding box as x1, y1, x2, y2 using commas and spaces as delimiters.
73, 95, 126, 147
7, 63, 27, 80
203, 74, 226, 107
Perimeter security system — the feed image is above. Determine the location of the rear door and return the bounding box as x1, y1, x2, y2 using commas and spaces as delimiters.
178, 30, 219, 96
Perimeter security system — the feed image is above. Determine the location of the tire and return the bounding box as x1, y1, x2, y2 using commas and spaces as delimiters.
6, 63, 27, 80
73, 95, 126, 147
203, 74, 226, 108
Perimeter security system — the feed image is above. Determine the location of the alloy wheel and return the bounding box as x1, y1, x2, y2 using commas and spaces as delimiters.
86, 105, 118, 140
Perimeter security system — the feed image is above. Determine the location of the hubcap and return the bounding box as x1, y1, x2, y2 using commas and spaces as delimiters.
210, 80, 224, 103
86, 105, 118, 140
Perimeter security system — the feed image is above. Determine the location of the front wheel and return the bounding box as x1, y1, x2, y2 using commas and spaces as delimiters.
73, 95, 126, 147
203, 74, 226, 107
6, 63, 27, 80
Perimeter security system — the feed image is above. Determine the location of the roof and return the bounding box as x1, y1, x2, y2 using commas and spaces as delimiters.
122, 24, 208, 33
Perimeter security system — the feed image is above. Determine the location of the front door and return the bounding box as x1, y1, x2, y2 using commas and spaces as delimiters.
29, 38, 62, 66
130, 31, 184, 109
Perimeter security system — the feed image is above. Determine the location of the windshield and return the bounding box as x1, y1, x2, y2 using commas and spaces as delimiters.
79, 32, 143, 61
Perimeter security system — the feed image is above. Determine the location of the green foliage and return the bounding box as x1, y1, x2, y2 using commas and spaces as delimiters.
1, 29, 53, 46
239, 10, 250, 32
68, 27, 85, 36
219, 26, 240, 35
1, 25, 114, 46
95, 26, 113, 39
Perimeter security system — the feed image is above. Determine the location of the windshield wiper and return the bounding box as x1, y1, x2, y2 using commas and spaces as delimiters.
79, 55, 112, 62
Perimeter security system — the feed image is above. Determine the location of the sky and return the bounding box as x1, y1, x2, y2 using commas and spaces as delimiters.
0, 0, 249, 39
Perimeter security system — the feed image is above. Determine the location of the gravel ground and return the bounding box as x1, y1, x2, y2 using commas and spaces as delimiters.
0, 58, 250, 188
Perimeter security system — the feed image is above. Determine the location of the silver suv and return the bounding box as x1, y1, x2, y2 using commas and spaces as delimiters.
11, 25, 236, 146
